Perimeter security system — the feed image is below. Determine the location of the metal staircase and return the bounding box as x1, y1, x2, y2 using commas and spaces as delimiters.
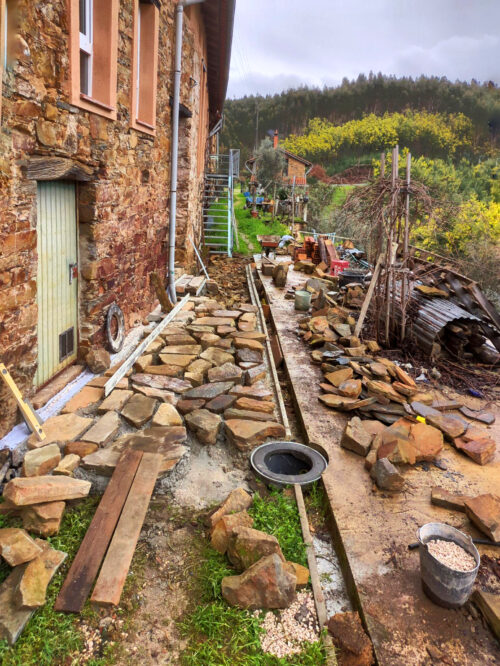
203, 150, 239, 257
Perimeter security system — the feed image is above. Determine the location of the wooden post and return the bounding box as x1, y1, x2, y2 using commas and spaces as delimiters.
385, 145, 398, 344
151, 272, 173, 313
401, 152, 411, 341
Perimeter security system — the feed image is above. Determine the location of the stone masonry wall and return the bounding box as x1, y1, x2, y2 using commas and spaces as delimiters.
0, 0, 210, 437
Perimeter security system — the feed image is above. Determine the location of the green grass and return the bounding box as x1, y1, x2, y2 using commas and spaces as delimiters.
248, 490, 307, 567
179, 490, 325, 665
234, 193, 290, 256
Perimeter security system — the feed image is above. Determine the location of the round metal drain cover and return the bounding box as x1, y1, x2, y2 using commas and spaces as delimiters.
250, 441, 328, 489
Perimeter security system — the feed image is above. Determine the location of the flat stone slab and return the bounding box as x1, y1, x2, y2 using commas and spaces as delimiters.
17, 542, 67, 609
234, 397, 274, 413
185, 409, 222, 445
82, 427, 187, 476
64, 441, 98, 458
61, 386, 104, 413
87, 376, 129, 390
0, 543, 66, 644
184, 381, 234, 400
3, 476, 91, 506
152, 403, 183, 427
225, 419, 286, 451
131, 373, 193, 393
459, 406, 495, 425
464, 494, 500, 542
177, 399, 206, 414
229, 330, 266, 341
431, 487, 471, 512
200, 347, 234, 366
0, 528, 43, 566
97, 389, 133, 413
224, 408, 276, 422
132, 384, 177, 403
159, 344, 201, 356
233, 338, 264, 352
236, 348, 263, 364
121, 394, 157, 428
143, 364, 183, 378
22, 444, 61, 477
245, 364, 266, 385
229, 383, 274, 401
205, 394, 237, 413
195, 317, 236, 327
208, 362, 243, 384
28, 413, 93, 450
212, 310, 242, 319
161, 333, 196, 346
159, 353, 197, 367
82, 411, 121, 445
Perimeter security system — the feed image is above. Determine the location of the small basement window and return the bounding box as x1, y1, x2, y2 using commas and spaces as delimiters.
131, 0, 159, 134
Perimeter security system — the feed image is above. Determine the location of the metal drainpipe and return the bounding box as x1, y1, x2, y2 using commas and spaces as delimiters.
168, 0, 206, 302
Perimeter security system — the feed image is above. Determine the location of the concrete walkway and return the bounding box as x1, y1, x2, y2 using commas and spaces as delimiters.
257, 257, 500, 665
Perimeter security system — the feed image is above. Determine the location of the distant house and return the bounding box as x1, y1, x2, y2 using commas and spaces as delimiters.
246, 130, 312, 186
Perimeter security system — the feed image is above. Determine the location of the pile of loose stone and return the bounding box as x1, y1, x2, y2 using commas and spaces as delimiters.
207, 488, 310, 611
295, 287, 497, 493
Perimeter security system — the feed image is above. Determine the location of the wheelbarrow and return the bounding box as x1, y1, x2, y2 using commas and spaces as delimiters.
257, 234, 281, 258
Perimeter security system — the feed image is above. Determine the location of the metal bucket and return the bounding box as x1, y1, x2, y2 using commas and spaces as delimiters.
417, 523, 480, 608
295, 290, 311, 311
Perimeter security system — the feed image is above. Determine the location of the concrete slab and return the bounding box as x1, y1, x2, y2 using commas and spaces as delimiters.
257, 259, 500, 665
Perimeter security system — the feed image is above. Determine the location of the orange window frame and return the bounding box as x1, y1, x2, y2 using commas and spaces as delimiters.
68, 0, 119, 120
130, 0, 159, 135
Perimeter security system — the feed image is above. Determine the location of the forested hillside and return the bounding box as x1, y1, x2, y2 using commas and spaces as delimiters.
221, 74, 500, 161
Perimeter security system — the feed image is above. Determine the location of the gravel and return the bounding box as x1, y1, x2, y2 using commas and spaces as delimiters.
253, 591, 320, 659
427, 538, 476, 572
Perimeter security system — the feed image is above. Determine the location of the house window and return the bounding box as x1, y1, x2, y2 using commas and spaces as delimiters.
131, 0, 159, 134
69, 0, 118, 119
79, 0, 92, 96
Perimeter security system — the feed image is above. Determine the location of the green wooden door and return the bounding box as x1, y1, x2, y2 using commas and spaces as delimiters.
35, 181, 78, 387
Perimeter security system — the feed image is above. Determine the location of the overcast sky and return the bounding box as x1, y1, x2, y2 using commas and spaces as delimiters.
227, 0, 500, 98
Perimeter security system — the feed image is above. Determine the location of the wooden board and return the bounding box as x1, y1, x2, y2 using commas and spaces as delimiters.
473, 589, 500, 640
150, 272, 173, 313
54, 449, 143, 613
90, 452, 161, 607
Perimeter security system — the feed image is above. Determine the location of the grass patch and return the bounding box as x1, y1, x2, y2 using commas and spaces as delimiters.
179, 490, 324, 665
234, 193, 290, 256
249, 489, 307, 567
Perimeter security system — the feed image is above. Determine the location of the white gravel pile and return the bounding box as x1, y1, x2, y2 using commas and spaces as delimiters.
427, 539, 476, 572
254, 591, 320, 659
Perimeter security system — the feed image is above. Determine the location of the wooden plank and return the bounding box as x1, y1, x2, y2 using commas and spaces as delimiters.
354, 255, 383, 338
0, 364, 45, 441
91, 452, 161, 607
54, 449, 143, 613
473, 590, 500, 640
150, 272, 173, 313
25, 156, 95, 182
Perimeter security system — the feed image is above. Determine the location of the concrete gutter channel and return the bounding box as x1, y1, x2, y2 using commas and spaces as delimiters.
253, 256, 500, 665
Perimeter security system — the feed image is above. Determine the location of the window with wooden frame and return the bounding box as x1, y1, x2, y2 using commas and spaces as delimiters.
130, 0, 159, 134
68, 0, 118, 119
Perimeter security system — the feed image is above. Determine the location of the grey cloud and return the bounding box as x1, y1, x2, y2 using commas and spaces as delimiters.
227, 0, 500, 97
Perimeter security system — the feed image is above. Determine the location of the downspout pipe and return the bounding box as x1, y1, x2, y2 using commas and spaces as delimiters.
168, 0, 206, 302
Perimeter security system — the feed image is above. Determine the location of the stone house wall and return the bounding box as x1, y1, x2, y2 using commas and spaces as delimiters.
0, 0, 212, 437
